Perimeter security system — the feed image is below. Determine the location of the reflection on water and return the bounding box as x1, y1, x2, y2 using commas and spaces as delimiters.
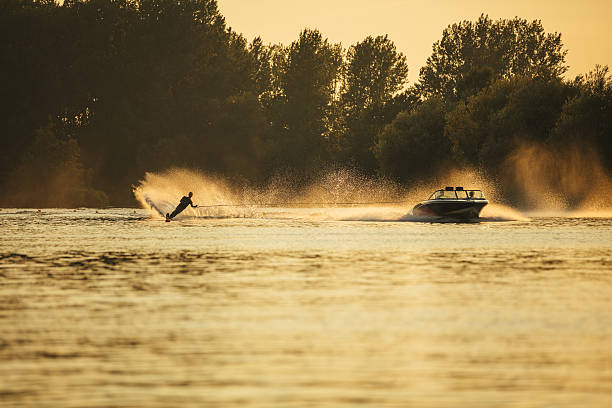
1, 209, 612, 407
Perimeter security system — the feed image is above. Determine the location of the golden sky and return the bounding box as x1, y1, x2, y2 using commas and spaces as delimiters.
218, 0, 612, 83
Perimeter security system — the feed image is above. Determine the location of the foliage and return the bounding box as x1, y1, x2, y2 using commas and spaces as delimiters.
339, 35, 409, 172
6, 123, 108, 207
376, 97, 451, 182
262, 29, 343, 174
552, 65, 612, 168
445, 76, 572, 169
419, 15, 567, 100
342, 35, 408, 114
0, 4, 608, 208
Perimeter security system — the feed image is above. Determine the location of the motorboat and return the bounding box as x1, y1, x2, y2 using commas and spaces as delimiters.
412, 186, 488, 219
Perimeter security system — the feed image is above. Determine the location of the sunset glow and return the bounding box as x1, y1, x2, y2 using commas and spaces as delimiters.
219, 0, 612, 82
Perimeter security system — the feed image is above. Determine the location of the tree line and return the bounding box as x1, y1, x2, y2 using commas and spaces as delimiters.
1, 0, 610, 207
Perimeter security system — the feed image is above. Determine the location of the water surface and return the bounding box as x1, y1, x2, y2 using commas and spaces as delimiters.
1, 208, 611, 407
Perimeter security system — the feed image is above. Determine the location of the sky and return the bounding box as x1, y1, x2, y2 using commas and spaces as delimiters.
217, 0, 612, 84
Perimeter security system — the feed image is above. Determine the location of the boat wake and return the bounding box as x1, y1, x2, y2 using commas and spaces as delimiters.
133, 168, 528, 223
143, 196, 169, 218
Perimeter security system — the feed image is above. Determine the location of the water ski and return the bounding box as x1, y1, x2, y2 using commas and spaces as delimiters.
165, 213, 171, 222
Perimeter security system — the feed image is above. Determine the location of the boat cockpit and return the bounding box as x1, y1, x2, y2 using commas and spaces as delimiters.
428, 186, 486, 201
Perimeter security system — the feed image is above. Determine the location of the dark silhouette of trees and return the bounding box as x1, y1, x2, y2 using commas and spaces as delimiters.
339, 35, 409, 172
419, 15, 567, 100
376, 97, 451, 183
445, 76, 572, 169
342, 35, 408, 113
6, 122, 106, 207
1, 0, 263, 205
552, 66, 612, 168
0, 4, 609, 208
262, 29, 343, 175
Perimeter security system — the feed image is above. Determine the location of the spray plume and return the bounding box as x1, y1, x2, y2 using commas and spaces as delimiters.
134, 143, 612, 222
133, 168, 410, 220
502, 142, 612, 216
133, 167, 529, 222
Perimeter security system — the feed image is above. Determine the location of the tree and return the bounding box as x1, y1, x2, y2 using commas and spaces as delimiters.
264, 29, 343, 174
73, 0, 259, 202
445, 76, 571, 169
552, 65, 612, 168
376, 97, 451, 182
342, 35, 408, 114
339, 35, 408, 171
6, 122, 108, 207
419, 15, 567, 100
4, 2, 609, 208
249, 36, 273, 98
0, 0, 81, 183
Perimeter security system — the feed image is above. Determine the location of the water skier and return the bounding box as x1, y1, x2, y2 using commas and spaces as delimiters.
166, 192, 198, 221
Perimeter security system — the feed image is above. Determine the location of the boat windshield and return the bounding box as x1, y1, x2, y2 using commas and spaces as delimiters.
429, 190, 457, 200
466, 190, 485, 199
428, 189, 486, 200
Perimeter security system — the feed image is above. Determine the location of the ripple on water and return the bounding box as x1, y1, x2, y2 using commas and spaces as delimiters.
1, 212, 612, 407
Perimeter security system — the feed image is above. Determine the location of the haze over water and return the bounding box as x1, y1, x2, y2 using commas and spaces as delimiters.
1, 206, 612, 407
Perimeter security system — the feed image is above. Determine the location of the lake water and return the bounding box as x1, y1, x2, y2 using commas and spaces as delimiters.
1, 208, 612, 407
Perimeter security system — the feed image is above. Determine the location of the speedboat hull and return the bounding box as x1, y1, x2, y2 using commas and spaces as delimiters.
412, 199, 488, 219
